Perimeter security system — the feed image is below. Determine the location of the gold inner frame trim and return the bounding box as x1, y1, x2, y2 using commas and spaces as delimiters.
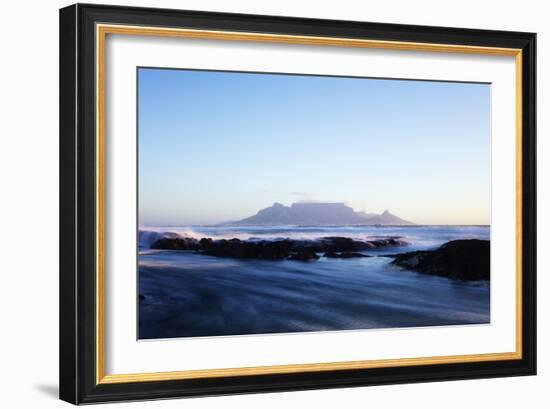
96, 23, 523, 385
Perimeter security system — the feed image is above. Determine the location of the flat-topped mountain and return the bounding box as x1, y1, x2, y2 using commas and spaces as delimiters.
230, 202, 414, 226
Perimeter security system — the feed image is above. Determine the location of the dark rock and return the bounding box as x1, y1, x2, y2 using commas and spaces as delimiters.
370, 237, 407, 247
151, 237, 200, 250
149, 235, 407, 261
391, 239, 490, 281
322, 237, 362, 251
290, 240, 325, 253
321, 236, 406, 251
288, 251, 320, 261
202, 239, 292, 260
256, 240, 293, 259
199, 238, 213, 248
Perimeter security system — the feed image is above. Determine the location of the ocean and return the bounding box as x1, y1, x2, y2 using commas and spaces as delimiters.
138, 225, 490, 339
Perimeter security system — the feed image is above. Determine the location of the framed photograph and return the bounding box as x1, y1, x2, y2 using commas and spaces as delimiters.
59, 3, 536, 404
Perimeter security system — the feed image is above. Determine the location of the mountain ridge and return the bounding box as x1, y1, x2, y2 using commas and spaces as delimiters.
229, 202, 414, 226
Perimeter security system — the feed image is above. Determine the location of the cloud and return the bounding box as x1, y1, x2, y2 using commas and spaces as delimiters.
345, 200, 371, 212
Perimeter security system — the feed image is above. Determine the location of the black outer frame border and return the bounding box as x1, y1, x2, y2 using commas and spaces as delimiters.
59, 3, 537, 405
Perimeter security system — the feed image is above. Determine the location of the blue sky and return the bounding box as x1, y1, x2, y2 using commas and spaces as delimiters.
138, 68, 490, 226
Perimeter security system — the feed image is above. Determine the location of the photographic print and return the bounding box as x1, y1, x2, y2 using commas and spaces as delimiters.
60, 6, 536, 403
137, 68, 491, 340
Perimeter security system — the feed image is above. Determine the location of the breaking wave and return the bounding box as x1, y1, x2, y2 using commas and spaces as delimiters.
138, 225, 490, 251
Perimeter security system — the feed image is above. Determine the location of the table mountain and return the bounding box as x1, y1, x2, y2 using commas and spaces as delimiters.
230, 202, 414, 226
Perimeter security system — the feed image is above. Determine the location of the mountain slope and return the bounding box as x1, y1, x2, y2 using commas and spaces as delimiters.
360, 209, 414, 225
231, 202, 414, 226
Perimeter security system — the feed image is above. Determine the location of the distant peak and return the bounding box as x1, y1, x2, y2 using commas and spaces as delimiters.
229, 203, 414, 226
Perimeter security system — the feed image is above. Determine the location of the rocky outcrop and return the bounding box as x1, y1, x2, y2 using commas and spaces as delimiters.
150, 236, 407, 261
391, 239, 490, 281
150, 237, 200, 251
200, 238, 293, 260
287, 236, 406, 253
139, 230, 182, 249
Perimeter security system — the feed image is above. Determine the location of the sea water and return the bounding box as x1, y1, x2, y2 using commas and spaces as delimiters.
138, 225, 490, 339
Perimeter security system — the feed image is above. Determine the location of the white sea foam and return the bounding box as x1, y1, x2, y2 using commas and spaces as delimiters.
137, 225, 490, 250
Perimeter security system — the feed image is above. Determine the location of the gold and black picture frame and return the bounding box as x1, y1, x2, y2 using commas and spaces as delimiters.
59, 3, 536, 404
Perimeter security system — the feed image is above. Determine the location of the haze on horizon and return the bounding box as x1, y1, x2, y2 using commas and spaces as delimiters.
138, 68, 491, 226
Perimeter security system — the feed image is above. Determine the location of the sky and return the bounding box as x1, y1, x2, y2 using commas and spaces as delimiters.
138, 67, 491, 226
